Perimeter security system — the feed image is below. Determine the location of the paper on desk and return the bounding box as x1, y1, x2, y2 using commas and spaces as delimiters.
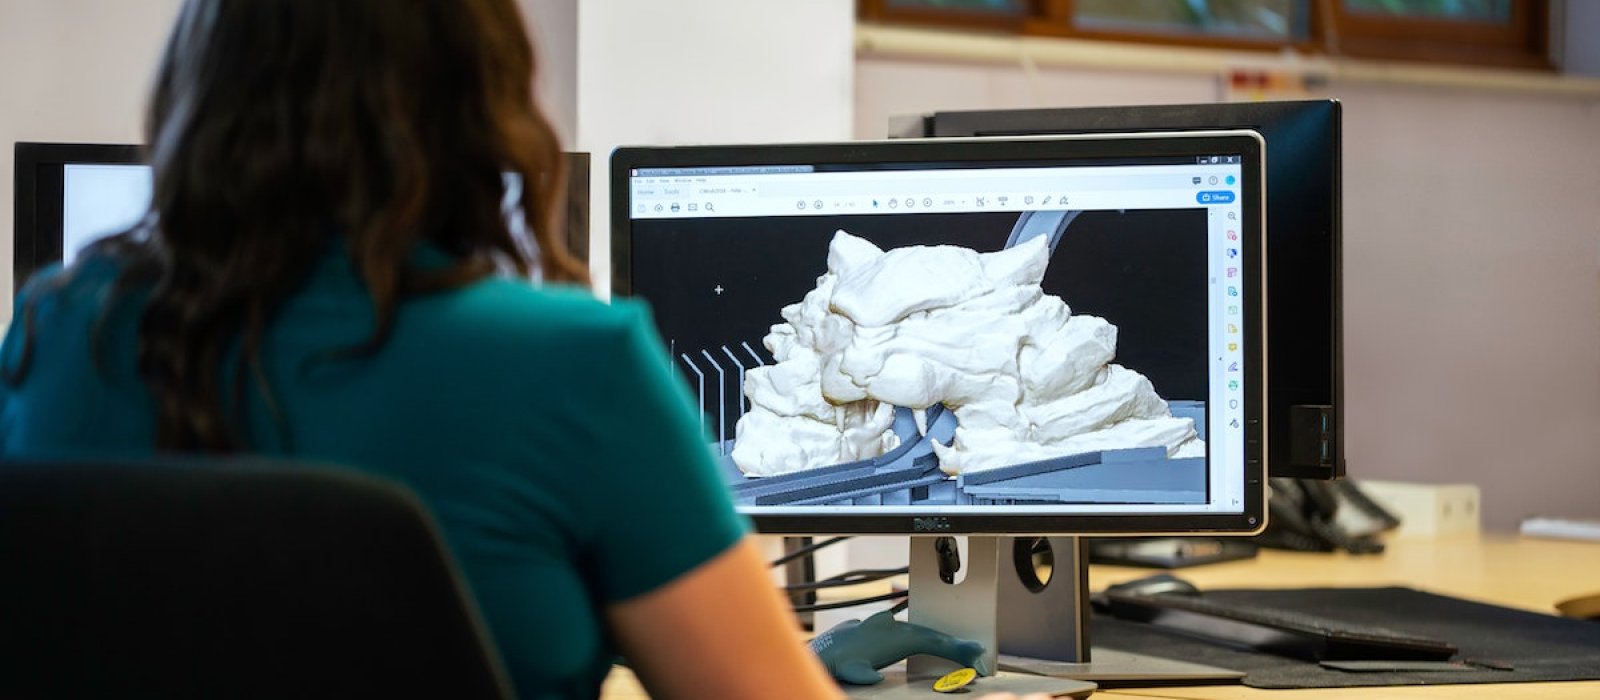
1519, 517, 1600, 542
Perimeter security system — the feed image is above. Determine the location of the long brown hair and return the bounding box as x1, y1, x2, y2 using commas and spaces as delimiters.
7, 0, 587, 451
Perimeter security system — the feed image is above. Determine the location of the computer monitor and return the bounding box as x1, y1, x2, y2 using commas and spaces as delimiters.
611, 132, 1267, 687
12, 143, 147, 288
12, 143, 592, 291
899, 100, 1343, 481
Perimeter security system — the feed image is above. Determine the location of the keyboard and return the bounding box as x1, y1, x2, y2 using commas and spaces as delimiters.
1101, 590, 1459, 661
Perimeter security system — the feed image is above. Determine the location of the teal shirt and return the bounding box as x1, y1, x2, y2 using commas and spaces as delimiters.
0, 250, 748, 699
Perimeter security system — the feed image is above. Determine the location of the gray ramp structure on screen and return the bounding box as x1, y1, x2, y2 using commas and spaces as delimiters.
726, 406, 956, 507
723, 406, 1206, 507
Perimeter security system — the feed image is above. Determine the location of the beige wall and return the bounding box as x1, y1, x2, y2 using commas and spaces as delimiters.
523, 0, 578, 148
857, 56, 1600, 531
575, 0, 856, 293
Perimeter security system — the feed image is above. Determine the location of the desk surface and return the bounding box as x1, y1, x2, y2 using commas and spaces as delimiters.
601, 535, 1600, 699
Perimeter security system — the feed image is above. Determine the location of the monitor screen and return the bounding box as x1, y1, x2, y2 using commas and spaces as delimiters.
61, 163, 152, 266
910, 100, 1343, 481
612, 132, 1266, 535
12, 143, 592, 292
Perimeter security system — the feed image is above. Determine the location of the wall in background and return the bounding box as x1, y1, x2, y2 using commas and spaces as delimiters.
575, 0, 855, 295
523, 0, 578, 148
856, 56, 1600, 532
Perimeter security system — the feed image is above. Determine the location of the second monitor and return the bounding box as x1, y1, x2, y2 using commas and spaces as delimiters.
899, 100, 1343, 481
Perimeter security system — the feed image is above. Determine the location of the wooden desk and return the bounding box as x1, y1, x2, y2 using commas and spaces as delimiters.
602, 536, 1600, 699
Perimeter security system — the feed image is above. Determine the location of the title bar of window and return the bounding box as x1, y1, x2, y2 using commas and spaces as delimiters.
631, 165, 815, 176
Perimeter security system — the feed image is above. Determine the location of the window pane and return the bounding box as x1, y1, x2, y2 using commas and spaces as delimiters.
1343, 0, 1511, 22
886, 0, 1027, 15
1075, 0, 1304, 42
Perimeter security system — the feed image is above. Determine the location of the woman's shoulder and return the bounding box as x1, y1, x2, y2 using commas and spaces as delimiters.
13, 254, 130, 319
420, 276, 657, 353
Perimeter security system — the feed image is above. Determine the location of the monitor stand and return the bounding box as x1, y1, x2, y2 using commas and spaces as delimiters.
904, 536, 1244, 686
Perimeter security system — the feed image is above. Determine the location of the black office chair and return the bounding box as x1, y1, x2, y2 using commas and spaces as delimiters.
0, 459, 514, 699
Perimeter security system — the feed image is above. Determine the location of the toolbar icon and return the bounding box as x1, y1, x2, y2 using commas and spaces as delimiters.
1227, 248, 1238, 259
796, 200, 806, 210
1229, 304, 1240, 315
905, 198, 915, 208
889, 198, 899, 209
1228, 286, 1239, 297
1228, 342, 1239, 352
922, 197, 932, 208
1228, 323, 1239, 334
975, 196, 985, 206
1024, 195, 1035, 205
813, 200, 824, 210
1227, 230, 1238, 241
1227, 267, 1238, 278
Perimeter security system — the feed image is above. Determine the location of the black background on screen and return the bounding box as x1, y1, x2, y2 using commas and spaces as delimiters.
630, 208, 1208, 401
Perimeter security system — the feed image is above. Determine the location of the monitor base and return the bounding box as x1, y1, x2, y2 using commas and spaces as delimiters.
843, 666, 1096, 699
905, 536, 1245, 687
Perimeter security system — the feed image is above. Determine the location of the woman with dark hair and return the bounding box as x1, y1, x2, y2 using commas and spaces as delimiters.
0, 1, 842, 697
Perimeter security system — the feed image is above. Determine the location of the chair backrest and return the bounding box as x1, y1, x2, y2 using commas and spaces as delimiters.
0, 459, 514, 699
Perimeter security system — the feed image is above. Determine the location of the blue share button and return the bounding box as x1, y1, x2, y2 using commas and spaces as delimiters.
1198, 190, 1236, 204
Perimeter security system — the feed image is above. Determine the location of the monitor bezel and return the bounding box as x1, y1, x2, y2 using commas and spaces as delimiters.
13, 142, 145, 293
611, 132, 1268, 536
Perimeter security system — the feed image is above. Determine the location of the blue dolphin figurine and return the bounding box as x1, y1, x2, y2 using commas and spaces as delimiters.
809, 609, 993, 685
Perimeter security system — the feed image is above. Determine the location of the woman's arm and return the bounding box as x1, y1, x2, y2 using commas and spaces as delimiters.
606, 535, 845, 700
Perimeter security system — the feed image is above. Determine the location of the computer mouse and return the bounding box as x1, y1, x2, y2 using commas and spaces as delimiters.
1105, 573, 1202, 598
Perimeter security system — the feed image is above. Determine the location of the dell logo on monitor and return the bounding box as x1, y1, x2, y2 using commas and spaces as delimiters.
913, 517, 952, 532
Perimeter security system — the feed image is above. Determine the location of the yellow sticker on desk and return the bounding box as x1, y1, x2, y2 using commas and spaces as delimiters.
932, 667, 977, 693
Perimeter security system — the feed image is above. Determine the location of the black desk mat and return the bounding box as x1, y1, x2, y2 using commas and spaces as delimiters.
1088, 587, 1600, 688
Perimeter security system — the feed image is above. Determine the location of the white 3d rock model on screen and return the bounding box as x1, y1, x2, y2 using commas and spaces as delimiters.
732, 230, 1204, 477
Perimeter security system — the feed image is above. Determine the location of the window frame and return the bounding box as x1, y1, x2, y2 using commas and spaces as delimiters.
857, 0, 1033, 33
1329, 0, 1550, 69
857, 0, 1552, 71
